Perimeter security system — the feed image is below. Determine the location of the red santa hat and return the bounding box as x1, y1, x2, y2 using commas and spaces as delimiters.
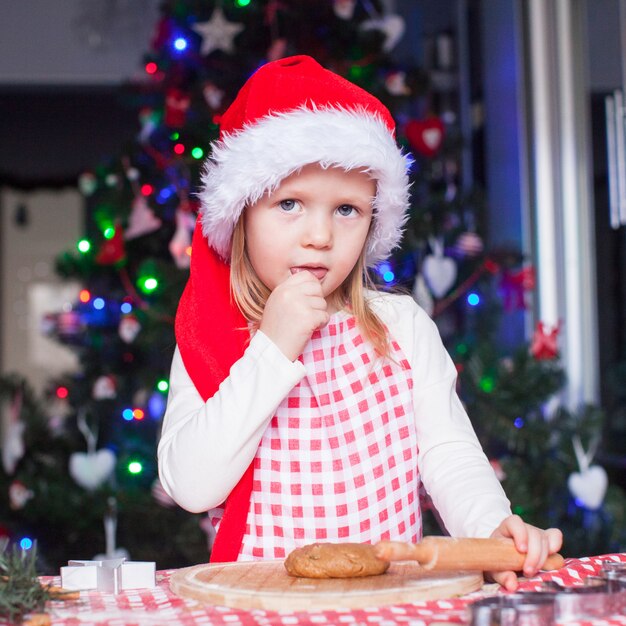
174, 55, 411, 563
199, 54, 411, 266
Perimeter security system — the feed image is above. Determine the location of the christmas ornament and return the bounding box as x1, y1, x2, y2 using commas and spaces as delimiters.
96, 228, 126, 266
422, 237, 457, 298
118, 314, 141, 344
192, 8, 244, 56
69, 413, 116, 491
125, 167, 140, 182
69, 448, 116, 491
530, 321, 560, 360
453, 231, 484, 258
164, 88, 191, 128
105, 174, 119, 187
501, 266, 536, 311
47, 395, 71, 435
412, 272, 434, 317
78, 172, 98, 196
92, 375, 117, 400
124, 196, 162, 240
169, 209, 195, 269
202, 82, 225, 110
56, 310, 84, 339
1, 388, 25, 475
151, 478, 176, 508
9, 480, 34, 510
405, 117, 445, 158
568, 435, 608, 510
360, 13, 406, 52
138, 107, 159, 143
333, 0, 357, 20
385, 71, 411, 96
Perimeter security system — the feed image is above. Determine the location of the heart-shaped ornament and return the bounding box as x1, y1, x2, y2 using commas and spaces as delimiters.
567, 465, 608, 510
405, 118, 445, 158
69, 449, 116, 491
422, 238, 457, 298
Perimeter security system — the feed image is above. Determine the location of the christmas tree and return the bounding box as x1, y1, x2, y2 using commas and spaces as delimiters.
0, 0, 624, 572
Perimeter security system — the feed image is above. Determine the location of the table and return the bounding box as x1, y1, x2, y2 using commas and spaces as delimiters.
17, 553, 626, 626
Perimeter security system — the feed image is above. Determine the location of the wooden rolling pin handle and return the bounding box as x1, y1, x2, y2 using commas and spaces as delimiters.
374, 537, 565, 572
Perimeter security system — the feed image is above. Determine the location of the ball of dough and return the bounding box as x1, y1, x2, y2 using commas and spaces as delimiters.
284, 542, 390, 578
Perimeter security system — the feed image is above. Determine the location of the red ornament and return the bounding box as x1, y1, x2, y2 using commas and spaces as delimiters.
96, 228, 126, 266
530, 321, 560, 360
165, 89, 191, 128
119, 314, 142, 344
9, 480, 34, 510
404, 117, 445, 158
501, 265, 536, 311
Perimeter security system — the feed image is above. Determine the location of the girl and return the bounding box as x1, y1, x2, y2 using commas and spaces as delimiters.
157, 55, 562, 590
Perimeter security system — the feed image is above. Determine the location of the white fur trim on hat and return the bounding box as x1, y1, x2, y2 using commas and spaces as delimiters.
199, 106, 412, 266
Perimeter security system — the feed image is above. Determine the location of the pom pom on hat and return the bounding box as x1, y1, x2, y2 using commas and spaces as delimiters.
199, 55, 412, 267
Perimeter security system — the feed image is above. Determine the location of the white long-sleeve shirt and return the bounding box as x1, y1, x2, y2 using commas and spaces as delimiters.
157, 291, 512, 538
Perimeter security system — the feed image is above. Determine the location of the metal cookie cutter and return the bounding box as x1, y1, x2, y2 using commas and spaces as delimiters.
536, 576, 609, 621
469, 559, 626, 625
469, 593, 556, 625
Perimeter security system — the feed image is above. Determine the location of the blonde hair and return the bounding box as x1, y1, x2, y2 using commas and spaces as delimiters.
230, 215, 391, 359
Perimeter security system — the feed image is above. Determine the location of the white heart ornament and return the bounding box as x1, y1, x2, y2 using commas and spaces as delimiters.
567, 465, 608, 510
69, 449, 116, 491
422, 238, 457, 298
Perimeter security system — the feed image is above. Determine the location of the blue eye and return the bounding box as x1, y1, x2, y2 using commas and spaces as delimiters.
337, 204, 357, 217
279, 199, 299, 212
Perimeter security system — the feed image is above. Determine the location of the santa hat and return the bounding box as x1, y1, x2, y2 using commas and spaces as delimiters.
175, 56, 411, 563
199, 54, 412, 266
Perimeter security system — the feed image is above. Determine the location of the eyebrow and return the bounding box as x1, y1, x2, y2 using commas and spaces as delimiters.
272, 185, 374, 205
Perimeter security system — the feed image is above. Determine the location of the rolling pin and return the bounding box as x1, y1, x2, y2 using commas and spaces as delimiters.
374, 537, 565, 572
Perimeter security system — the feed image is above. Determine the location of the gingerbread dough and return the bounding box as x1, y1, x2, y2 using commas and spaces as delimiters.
284, 542, 390, 578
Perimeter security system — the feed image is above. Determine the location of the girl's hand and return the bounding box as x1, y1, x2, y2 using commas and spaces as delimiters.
260, 270, 329, 361
488, 515, 563, 591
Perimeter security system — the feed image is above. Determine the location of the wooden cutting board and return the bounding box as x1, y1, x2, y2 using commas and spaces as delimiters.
170, 560, 483, 611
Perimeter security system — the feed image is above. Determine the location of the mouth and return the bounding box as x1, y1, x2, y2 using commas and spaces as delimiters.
291, 265, 328, 280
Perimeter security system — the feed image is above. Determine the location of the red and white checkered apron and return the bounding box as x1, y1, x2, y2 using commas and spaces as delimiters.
209, 311, 421, 560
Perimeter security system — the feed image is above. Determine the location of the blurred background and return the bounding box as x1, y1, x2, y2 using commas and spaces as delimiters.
0, 0, 625, 573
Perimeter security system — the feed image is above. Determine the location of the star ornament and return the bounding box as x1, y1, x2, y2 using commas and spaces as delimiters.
192, 8, 244, 56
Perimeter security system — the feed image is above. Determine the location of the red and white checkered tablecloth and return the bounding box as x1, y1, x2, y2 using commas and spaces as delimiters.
12, 553, 626, 626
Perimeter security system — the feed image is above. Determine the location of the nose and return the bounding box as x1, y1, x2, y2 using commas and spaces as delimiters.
301, 211, 332, 248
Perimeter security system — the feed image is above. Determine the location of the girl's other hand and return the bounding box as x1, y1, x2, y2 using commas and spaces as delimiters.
487, 515, 563, 591
260, 270, 329, 361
